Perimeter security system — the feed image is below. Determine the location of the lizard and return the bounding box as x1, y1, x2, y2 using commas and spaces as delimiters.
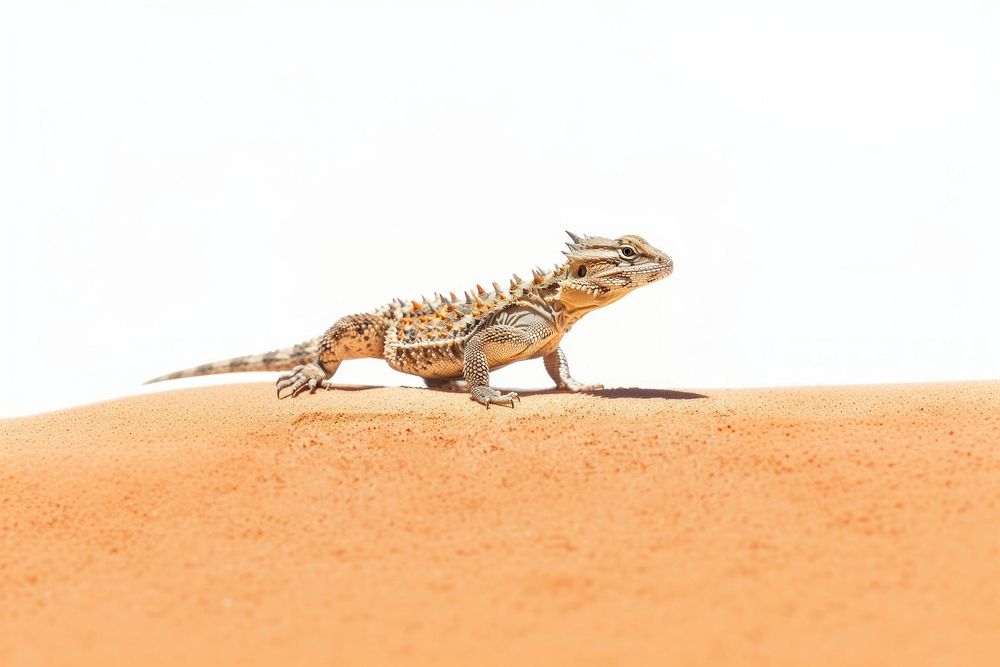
146, 232, 674, 408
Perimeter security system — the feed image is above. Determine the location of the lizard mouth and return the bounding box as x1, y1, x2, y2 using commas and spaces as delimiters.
566, 283, 614, 297
629, 257, 673, 281
602, 257, 673, 283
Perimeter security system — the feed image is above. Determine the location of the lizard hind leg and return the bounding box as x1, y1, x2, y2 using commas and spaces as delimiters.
276, 361, 341, 399
276, 313, 384, 399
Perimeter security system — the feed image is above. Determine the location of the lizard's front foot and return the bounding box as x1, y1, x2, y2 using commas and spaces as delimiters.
557, 380, 604, 392
471, 386, 520, 409
276, 363, 327, 399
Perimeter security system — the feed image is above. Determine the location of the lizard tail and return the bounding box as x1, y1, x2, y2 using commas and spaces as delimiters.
144, 338, 320, 385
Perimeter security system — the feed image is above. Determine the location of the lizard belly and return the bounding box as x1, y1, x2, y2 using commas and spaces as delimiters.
385, 343, 466, 379
385, 334, 559, 380
485, 334, 561, 371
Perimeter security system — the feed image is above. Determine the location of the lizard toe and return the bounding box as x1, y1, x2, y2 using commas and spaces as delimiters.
276, 363, 327, 399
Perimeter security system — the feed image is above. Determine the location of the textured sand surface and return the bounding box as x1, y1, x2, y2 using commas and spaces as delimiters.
1, 382, 999, 665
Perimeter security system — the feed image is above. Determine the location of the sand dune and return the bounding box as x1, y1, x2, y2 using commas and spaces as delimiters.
1, 381, 998, 665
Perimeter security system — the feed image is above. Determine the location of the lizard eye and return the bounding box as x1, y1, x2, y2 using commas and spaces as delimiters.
576, 265, 588, 278
620, 246, 635, 258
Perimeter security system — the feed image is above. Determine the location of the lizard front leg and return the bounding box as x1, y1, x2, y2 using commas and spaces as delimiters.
463, 326, 523, 408
464, 315, 560, 408
543, 346, 604, 392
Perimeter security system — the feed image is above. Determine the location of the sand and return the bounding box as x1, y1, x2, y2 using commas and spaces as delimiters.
1, 381, 999, 665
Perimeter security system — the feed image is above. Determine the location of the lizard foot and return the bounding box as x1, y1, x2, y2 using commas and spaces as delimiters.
557, 381, 604, 392
276, 363, 327, 399
471, 386, 520, 409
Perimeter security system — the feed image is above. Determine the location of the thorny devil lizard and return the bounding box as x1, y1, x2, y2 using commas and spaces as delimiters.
147, 232, 673, 408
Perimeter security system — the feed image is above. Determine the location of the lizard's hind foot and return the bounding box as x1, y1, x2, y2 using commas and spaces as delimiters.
276, 363, 327, 399
470, 386, 520, 409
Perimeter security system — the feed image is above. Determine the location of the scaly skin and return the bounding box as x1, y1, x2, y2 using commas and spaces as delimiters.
146, 232, 673, 408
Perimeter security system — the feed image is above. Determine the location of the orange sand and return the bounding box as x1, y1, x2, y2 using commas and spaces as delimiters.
1, 382, 999, 665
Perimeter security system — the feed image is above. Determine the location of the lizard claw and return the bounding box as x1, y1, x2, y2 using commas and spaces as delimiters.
471, 387, 519, 409
276, 363, 327, 399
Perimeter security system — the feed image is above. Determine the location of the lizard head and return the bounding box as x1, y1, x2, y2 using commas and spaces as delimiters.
557, 231, 673, 308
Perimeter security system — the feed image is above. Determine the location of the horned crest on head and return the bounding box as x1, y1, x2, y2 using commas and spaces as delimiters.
562, 230, 635, 262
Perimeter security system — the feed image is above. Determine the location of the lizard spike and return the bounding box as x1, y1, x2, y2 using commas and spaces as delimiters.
492, 281, 504, 294
422, 294, 431, 304
512, 273, 523, 283
476, 284, 487, 296
410, 300, 422, 312
566, 230, 583, 243
449, 292, 458, 301
509, 278, 518, 290
464, 291, 473, 304
440, 292, 452, 305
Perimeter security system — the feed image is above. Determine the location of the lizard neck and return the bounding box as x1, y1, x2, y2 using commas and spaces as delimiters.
553, 294, 623, 331
540, 262, 631, 331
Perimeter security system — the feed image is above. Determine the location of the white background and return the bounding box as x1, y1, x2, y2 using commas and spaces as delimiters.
2, 1, 999, 418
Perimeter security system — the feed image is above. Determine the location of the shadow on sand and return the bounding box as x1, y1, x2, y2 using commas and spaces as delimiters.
412, 385, 707, 401
313, 384, 707, 401
512, 387, 707, 400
